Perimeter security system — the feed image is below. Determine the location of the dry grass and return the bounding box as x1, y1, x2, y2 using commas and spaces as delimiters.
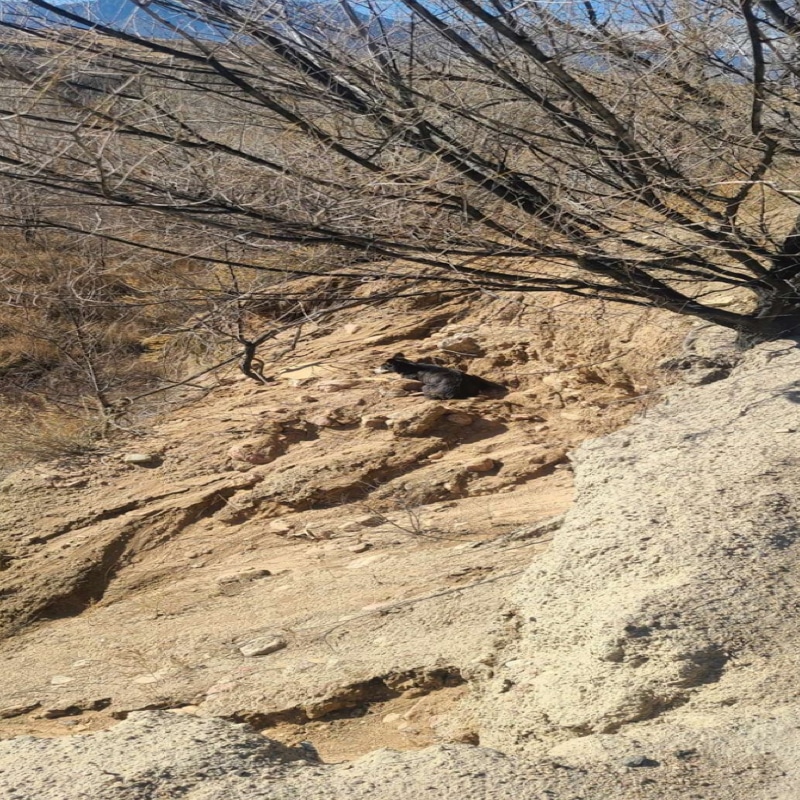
0, 231, 226, 461
0, 224, 357, 464
0, 403, 96, 466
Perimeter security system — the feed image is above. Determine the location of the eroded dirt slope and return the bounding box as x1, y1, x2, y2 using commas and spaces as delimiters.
0, 285, 685, 761
6, 332, 800, 800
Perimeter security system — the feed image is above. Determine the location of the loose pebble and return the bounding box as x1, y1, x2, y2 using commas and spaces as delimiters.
239, 636, 287, 657
465, 458, 497, 473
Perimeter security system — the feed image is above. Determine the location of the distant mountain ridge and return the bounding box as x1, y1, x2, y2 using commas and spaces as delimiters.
0, 0, 399, 43
0, 0, 225, 38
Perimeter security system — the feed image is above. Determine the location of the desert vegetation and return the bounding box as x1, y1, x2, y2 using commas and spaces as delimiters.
2, 0, 800, 456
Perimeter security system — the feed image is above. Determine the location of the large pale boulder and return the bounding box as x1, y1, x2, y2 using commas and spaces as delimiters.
473, 340, 800, 762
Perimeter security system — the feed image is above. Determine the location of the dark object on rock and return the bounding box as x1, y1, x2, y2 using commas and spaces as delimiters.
623, 756, 660, 768
659, 353, 738, 386
298, 740, 321, 762
375, 354, 506, 400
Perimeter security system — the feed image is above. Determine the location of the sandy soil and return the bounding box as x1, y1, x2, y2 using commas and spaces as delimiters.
0, 284, 686, 762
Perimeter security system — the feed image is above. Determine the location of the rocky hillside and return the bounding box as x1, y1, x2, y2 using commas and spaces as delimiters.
13, 282, 779, 798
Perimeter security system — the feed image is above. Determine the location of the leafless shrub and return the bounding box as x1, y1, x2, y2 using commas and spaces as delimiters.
0, 0, 798, 442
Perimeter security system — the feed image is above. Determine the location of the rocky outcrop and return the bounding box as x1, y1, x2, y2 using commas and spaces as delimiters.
464, 338, 800, 784
3, 706, 796, 800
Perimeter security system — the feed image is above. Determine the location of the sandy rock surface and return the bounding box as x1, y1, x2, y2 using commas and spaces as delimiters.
0, 290, 675, 754
4, 706, 796, 800
5, 286, 742, 795
465, 338, 800, 797
4, 336, 800, 797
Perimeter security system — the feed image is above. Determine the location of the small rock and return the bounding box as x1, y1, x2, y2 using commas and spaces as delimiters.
339, 521, 363, 533
338, 515, 382, 532
685, 368, 731, 386
317, 379, 359, 392
206, 681, 237, 696
542, 375, 564, 389
382, 712, 401, 724
361, 415, 388, 430
121, 452, 160, 466
348, 542, 372, 553
50, 675, 74, 686
361, 601, 393, 612
239, 636, 287, 657
218, 568, 272, 583
427, 452, 445, 461
168, 705, 200, 716
269, 520, 295, 535
353, 514, 383, 527
346, 554, 385, 569
446, 413, 474, 426
624, 756, 660, 768
331, 407, 363, 424
306, 413, 338, 428
298, 741, 321, 762
465, 458, 497, 473
59, 478, 89, 489
38, 705, 83, 719
228, 431, 284, 465
437, 334, 485, 357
